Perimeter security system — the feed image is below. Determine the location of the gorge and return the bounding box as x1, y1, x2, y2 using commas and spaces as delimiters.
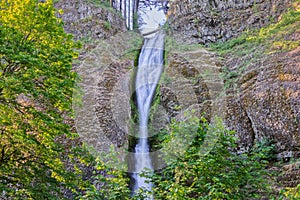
132, 31, 165, 195
71, 0, 299, 197
67, 0, 300, 198
0, 0, 299, 199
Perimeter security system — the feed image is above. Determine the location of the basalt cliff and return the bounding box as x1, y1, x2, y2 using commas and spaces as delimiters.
55, 0, 300, 189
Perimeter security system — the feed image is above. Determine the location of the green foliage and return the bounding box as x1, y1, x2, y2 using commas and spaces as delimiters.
87, 0, 113, 10
250, 138, 276, 162
1, 0, 295, 199
220, 67, 239, 90
133, 13, 139, 30
0, 1, 133, 199
210, 1, 300, 91
281, 184, 300, 199
103, 21, 112, 30
163, 35, 204, 66
78, 161, 130, 199
248, 2, 300, 53
211, 37, 247, 55
75, 144, 131, 200
0, 0, 80, 198
122, 33, 143, 62
211, 1, 300, 55
149, 116, 272, 199
165, 35, 204, 53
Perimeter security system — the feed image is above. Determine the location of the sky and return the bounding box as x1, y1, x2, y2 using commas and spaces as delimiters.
138, 1, 167, 37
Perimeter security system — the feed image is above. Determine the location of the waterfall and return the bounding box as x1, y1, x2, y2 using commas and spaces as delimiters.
112, 0, 168, 30
131, 1, 168, 197
133, 31, 165, 195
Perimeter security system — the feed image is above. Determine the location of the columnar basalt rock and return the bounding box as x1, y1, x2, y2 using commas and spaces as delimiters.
57, 0, 299, 163
237, 48, 300, 159
161, 49, 223, 123
277, 161, 300, 187
112, 0, 138, 30
167, 0, 292, 44
54, 0, 300, 195
96, 61, 133, 147
165, 0, 300, 161
55, 0, 126, 41
75, 31, 142, 153
163, 42, 300, 161
223, 27, 300, 159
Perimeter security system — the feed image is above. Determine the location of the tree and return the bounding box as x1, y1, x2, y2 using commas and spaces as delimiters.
0, 0, 80, 198
150, 117, 272, 199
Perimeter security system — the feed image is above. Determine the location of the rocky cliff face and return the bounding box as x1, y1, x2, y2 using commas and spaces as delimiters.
160, 45, 299, 190
225, 39, 300, 159
166, 0, 300, 161
73, 32, 141, 153
163, 39, 300, 189
168, 0, 292, 44
55, 0, 299, 189
56, 0, 299, 160
160, 50, 216, 122
55, 0, 134, 151
55, 0, 126, 41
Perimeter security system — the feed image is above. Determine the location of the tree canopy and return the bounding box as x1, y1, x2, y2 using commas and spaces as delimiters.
0, 1, 132, 199
0, 0, 79, 198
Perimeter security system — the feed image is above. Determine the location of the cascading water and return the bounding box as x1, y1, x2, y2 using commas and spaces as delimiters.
133, 32, 165, 193
132, 0, 168, 197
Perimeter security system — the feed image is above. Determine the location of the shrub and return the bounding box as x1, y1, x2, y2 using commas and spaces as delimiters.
149, 116, 272, 199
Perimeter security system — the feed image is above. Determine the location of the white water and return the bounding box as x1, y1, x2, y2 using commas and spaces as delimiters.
133, 32, 165, 194
133, 1, 168, 196
137, 1, 167, 37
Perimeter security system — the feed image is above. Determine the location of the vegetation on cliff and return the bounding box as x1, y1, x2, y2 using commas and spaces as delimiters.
0, 0, 78, 197
212, 0, 300, 54
149, 116, 273, 199
0, 0, 129, 199
211, 0, 299, 159
0, 0, 299, 199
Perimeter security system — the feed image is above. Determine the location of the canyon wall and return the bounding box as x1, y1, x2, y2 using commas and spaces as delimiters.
56, 0, 299, 160
167, 0, 300, 160
56, 0, 300, 187
168, 0, 292, 44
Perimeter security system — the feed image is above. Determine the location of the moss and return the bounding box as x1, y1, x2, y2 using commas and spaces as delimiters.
103, 21, 111, 30
121, 32, 143, 61
211, 1, 300, 55
87, 0, 112, 10
209, 0, 300, 91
